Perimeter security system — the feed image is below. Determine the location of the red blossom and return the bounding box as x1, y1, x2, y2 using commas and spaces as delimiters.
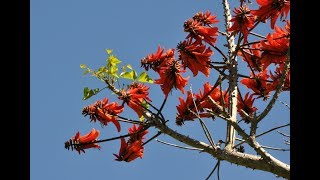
70, 128, 101, 154
119, 83, 151, 118
155, 60, 189, 97
141, 45, 175, 72
260, 23, 290, 69
193, 11, 219, 26
228, 5, 256, 43
176, 91, 211, 125
237, 92, 258, 123
114, 138, 144, 162
184, 19, 219, 46
82, 98, 124, 132
195, 82, 229, 111
177, 39, 213, 77
128, 124, 149, 144
240, 70, 274, 100
238, 43, 263, 71
251, 0, 290, 29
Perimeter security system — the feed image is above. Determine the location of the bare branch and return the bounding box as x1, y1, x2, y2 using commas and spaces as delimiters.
277, 131, 290, 137
143, 111, 290, 179
156, 139, 204, 151
205, 161, 220, 180
222, 0, 238, 150
234, 123, 290, 148
256, 57, 290, 122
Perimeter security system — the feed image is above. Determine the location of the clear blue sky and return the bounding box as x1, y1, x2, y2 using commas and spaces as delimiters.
31, 0, 290, 179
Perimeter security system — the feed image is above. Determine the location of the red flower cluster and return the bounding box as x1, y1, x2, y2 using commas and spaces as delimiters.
238, 43, 263, 71
176, 82, 228, 125
114, 124, 148, 162
141, 45, 174, 72
228, 5, 256, 43
260, 22, 290, 69
69, 128, 101, 154
82, 98, 124, 132
251, 0, 290, 29
193, 11, 220, 26
237, 92, 258, 123
141, 46, 189, 97
119, 83, 152, 118
177, 38, 213, 77
184, 19, 219, 47
240, 70, 274, 100
155, 60, 189, 97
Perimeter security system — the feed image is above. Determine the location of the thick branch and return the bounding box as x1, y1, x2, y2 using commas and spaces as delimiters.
143, 111, 290, 179
222, 0, 238, 150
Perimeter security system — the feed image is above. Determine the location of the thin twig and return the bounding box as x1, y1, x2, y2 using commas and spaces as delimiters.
260, 145, 289, 151
233, 123, 290, 148
217, 160, 221, 180
190, 85, 216, 147
256, 58, 290, 122
277, 131, 290, 137
205, 161, 220, 180
249, 31, 266, 39
117, 115, 144, 124
142, 131, 162, 146
155, 139, 204, 151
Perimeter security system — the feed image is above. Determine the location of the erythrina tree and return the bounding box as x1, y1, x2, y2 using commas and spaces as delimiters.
65, 0, 290, 179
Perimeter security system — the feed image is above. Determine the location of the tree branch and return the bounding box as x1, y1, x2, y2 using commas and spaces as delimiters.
222, 0, 238, 150
143, 111, 290, 179
256, 57, 290, 122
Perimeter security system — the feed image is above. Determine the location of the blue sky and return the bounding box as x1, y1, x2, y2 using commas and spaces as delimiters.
31, 0, 290, 179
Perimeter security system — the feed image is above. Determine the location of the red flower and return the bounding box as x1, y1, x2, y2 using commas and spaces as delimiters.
238, 43, 263, 71
240, 70, 274, 100
141, 45, 175, 72
228, 5, 256, 43
193, 11, 219, 26
237, 92, 258, 123
184, 19, 219, 46
119, 83, 151, 118
176, 91, 211, 125
251, 0, 290, 29
260, 23, 290, 68
195, 82, 229, 111
177, 39, 213, 77
155, 60, 189, 97
128, 124, 149, 144
270, 64, 290, 91
82, 98, 124, 132
70, 128, 101, 154
114, 138, 144, 162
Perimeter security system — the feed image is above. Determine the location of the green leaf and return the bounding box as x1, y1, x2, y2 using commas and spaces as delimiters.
80, 64, 87, 69
83, 87, 100, 100
108, 55, 121, 65
126, 64, 133, 70
106, 49, 113, 55
137, 72, 154, 83
120, 70, 137, 80
139, 116, 145, 122
83, 69, 90, 75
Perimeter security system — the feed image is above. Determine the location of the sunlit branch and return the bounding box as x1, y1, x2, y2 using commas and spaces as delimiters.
155, 139, 204, 151
233, 123, 290, 148
117, 115, 144, 124
249, 31, 266, 39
